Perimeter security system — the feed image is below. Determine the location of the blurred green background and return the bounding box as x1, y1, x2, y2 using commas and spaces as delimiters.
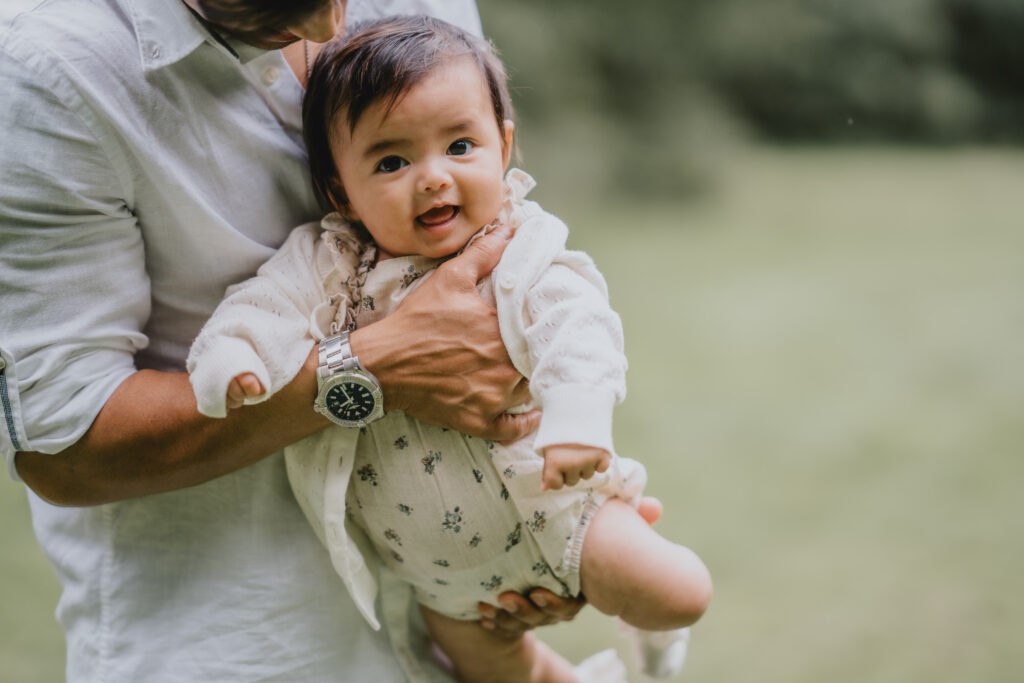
4, 0, 1024, 681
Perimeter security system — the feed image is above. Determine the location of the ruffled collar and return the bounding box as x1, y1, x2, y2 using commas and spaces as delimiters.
492, 168, 537, 229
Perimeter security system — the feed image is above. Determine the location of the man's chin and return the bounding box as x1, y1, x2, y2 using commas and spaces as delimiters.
228, 29, 302, 51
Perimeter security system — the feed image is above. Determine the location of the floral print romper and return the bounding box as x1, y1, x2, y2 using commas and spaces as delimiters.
343, 252, 645, 620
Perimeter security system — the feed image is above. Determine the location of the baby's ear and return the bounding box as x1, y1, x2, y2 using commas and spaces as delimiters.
336, 199, 359, 223
328, 177, 359, 221
501, 119, 515, 169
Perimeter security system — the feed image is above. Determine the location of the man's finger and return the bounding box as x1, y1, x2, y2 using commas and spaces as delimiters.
478, 596, 551, 638
527, 589, 586, 620
491, 409, 541, 444
495, 592, 555, 627
442, 224, 514, 284
509, 377, 532, 406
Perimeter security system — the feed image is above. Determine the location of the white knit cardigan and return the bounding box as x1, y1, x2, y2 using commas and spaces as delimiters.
187, 170, 630, 628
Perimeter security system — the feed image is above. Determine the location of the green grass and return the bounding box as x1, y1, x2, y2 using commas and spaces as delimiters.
537, 146, 1024, 680
0, 477, 64, 682
3, 146, 1023, 681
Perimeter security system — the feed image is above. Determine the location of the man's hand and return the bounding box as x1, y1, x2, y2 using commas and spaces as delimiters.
477, 589, 586, 639
349, 225, 540, 441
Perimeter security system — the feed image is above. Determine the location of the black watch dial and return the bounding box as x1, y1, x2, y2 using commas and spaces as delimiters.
325, 380, 377, 421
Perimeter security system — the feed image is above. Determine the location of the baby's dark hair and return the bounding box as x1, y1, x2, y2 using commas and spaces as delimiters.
303, 15, 514, 211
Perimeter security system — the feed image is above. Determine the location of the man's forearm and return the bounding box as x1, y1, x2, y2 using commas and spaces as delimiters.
16, 361, 327, 507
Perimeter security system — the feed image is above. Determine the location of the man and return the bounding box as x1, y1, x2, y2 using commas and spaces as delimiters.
0, 1, 585, 679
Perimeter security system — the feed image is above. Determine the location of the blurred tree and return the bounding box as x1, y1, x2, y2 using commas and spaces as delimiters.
478, 0, 1024, 198
701, 0, 984, 142
701, 0, 1024, 143
941, 0, 1024, 142
480, 0, 739, 200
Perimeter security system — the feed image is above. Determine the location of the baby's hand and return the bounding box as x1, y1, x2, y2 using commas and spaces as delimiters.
226, 373, 266, 410
541, 444, 611, 491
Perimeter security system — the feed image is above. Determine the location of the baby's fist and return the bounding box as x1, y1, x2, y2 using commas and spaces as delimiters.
541, 444, 611, 491
226, 372, 265, 410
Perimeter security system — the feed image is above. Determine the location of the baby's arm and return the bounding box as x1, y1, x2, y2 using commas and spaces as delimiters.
188, 224, 334, 417
519, 253, 627, 486
541, 444, 612, 490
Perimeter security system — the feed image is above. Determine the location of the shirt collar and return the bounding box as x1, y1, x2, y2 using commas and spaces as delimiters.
128, 0, 266, 71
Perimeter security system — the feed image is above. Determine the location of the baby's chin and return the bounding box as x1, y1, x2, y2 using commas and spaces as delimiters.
374, 240, 464, 262
373, 218, 495, 261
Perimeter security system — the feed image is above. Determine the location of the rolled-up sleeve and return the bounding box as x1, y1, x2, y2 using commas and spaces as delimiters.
0, 39, 149, 479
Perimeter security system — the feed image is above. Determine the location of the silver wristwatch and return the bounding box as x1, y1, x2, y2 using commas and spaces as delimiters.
313, 332, 385, 428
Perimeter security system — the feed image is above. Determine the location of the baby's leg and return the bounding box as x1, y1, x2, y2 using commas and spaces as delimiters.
579, 498, 712, 631
420, 605, 577, 683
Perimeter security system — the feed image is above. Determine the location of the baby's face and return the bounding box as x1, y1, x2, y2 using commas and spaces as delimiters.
330, 56, 513, 260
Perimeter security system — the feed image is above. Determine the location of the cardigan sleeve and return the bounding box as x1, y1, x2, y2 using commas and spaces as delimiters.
522, 255, 627, 455
187, 224, 338, 417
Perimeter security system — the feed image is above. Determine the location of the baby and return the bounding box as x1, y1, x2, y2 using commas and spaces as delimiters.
188, 16, 711, 683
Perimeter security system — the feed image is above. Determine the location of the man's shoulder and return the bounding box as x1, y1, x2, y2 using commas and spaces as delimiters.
1, 0, 132, 72
0, 0, 161, 143
3, 0, 126, 41
0, 0, 42, 27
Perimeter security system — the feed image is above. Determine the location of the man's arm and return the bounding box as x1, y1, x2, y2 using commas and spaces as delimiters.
15, 227, 539, 506
15, 361, 322, 506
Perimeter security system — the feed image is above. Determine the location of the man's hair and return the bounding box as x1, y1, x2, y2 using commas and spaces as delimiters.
303, 15, 514, 211
193, 0, 326, 36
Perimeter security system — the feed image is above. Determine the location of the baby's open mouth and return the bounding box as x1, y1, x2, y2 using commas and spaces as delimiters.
416, 205, 460, 227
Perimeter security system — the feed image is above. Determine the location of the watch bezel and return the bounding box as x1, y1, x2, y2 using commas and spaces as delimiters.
314, 333, 385, 428
314, 370, 385, 428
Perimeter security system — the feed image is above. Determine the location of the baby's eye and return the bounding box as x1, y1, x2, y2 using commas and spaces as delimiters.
447, 139, 474, 156
376, 156, 408, 173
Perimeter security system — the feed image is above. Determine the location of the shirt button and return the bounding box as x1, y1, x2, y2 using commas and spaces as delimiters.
261, 66, 279, 85
500, 277, 515, 290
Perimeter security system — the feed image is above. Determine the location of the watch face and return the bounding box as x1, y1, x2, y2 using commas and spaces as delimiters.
324, 380, 378, 422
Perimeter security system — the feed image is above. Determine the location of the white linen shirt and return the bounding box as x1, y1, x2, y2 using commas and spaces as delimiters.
0, 0, 480, 680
